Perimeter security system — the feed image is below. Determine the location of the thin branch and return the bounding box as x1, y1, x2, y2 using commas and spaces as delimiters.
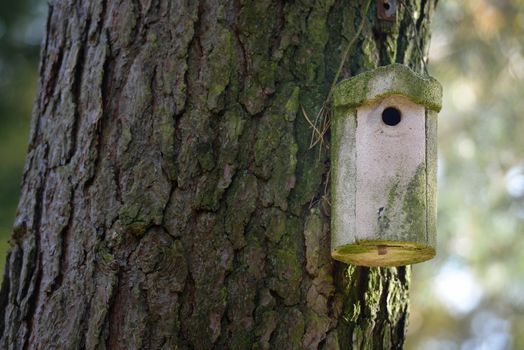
302, 0, 373, 152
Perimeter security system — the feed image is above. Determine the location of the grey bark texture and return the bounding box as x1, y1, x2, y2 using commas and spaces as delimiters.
0, 0, 436, 349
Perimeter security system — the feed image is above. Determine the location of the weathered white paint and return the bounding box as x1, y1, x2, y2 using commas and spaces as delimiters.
355, 96, 425, 241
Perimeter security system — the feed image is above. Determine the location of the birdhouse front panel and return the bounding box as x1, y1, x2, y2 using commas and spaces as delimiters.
331, 64, 442, 267
355, 95, 426, 245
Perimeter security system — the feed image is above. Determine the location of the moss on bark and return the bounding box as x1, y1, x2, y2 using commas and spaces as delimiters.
0, 0, 436, 349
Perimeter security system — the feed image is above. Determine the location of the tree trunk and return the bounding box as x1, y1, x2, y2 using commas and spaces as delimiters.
0, 0, 436, 349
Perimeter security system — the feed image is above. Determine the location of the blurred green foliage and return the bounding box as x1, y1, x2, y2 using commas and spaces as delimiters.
1, 0, 524, 348
0, 0, 45, 277
408, 1, 524, 349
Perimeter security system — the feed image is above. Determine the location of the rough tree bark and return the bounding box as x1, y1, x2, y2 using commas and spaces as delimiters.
0, 0, 436, 349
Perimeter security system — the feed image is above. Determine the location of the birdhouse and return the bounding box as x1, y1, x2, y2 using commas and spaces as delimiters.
330, 64, 442, 267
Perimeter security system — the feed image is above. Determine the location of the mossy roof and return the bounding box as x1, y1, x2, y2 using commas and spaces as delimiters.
333, 64, 442, 112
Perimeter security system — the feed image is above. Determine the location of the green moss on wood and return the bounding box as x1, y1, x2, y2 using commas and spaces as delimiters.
402, 163, 427, 242
333, 63, 442, 112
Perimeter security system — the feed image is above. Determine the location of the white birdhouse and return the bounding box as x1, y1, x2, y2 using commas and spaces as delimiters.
330, 64, 442, 267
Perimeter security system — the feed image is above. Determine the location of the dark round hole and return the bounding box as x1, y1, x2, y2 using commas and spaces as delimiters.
383, 1, 391, 10
382, 107, 401, 126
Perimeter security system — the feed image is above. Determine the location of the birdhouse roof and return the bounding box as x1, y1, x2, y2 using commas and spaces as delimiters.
333, 64, 442, 112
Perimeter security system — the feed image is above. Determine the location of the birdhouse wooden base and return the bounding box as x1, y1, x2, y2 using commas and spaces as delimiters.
331, 240, 435, 267
331, 64, 442, 267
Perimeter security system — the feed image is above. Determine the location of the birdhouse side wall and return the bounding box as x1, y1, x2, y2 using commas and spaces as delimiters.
426, 109, 438, 248
331, 107, 357, 251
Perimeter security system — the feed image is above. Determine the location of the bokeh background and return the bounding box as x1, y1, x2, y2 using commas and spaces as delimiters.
0, 0, 46, 280
0, 1, 523, 349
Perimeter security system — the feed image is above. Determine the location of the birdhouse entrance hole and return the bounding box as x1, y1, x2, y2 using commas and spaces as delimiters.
382, 107, 401, 126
